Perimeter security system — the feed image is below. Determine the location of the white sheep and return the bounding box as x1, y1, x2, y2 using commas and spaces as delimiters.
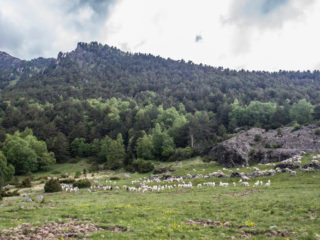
219, 181, 229, 187
241, 182, 249, 187
253, 181, 260, 187
265, 180, 271, 187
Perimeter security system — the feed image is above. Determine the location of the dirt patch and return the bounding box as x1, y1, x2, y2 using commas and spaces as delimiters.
100, 225, 130, 232
234, 229, 295, 239
0, 218, 116, 240
187, 219, 230, 228
213, 190, 262, 198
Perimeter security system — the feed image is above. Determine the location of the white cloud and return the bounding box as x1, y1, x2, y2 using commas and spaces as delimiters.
1, 0, 320, 71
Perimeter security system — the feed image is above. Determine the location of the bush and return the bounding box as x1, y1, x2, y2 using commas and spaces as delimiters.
59, 178, 75, 184
169, 147, 195, 161
73, 179, 91, 188
291, 122, 301, 132
277, 128, 282, 136
20, 177, 32, 188
110, 176, 120, 180
315, 129, 320, 136
132, 159, 155, 173
44, 179, 62, 193
254, 134, 261, 142
202, 156, 211, 162
60, 173, 69, 178
1, 189, 20, 197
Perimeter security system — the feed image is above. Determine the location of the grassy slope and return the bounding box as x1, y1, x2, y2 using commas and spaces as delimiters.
0, 156, 320, 240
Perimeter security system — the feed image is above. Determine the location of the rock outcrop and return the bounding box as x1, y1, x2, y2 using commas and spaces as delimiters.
210, 125, 320, 167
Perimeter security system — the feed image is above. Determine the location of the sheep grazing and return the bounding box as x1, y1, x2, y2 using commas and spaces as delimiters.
219, 181, 229, 187
265, 180, 271, 187
232, 182, 236, 187
241, 182, 249, 187
253, 181, 260, 187
241, 176, 250, 181
197, 184, 202, 188
203, 182, 215, 187
302, 167, 314, 172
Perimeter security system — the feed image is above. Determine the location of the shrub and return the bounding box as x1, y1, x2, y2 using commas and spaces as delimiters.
132, 159, 155, 173
1, 189, 20, 197
44, 179, 62, 193
291, 122, 301, 132
20, 177, 32, 188
202, 156, 212, 162
315, 129, 320, 136
110, 176, 120, 180
169, 147, 194, 161
73, 179, 91, 188
125, 165, 136, 173
254, 134, 261, 142
277, 128, 282, 136
60, 173, 69, 178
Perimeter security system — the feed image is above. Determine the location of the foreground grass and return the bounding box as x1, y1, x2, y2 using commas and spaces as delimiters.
1, 157, 320, 239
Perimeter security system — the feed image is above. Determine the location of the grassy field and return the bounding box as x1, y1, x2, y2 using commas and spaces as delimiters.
0, 156, 320, 239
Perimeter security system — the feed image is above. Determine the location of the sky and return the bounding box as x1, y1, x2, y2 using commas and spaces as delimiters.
0, 0, 319, 71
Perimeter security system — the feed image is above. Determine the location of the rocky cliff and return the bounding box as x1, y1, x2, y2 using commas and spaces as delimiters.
210, 125, 320, 167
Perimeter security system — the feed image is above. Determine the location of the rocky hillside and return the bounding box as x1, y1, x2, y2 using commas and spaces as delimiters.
0, 51, 54, 89
210, 125, 320, 167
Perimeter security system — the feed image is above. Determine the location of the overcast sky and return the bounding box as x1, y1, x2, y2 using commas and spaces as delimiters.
0, 0, 319, 71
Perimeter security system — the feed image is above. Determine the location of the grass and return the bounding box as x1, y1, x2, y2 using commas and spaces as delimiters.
1, 155, 320, 239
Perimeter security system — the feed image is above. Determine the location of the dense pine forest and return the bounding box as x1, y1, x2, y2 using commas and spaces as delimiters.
1, 42, 320, 180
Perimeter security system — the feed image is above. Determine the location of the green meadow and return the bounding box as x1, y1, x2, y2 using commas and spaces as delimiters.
0, 156, 320, 240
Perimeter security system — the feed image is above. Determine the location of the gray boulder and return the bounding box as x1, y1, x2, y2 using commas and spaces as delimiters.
210, 125, 320, 167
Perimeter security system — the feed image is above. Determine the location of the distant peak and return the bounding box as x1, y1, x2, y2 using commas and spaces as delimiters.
76, 41, 104, 51
0, 51, 21, 62
0, 51, 13, 58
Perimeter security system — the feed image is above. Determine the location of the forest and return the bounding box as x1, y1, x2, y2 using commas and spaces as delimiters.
1, 42, 320, 183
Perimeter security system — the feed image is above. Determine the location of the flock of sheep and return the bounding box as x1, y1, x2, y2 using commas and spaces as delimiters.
56, 153, 320, 195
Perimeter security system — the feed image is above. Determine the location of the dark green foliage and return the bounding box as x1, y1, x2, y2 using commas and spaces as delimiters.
254, 134, 261, 142
132, 159, 155, 173
44, 179, 62, 193
315, 129, 320, 136
2, 129, 55, 174
110, 176, 120, 180
1, 189, 20, 198
105, 134, 126, 170
292, 122, 301, 132
20, 177, 32, 188
73, 179, 91, 188
289, 99, 313, 125
265, 143, 282, 149
0, 42, 320, 169
59, 178, 75, 184
169, 147, 194, 161
0, 151, 14, 192
313, 105, 320, 120
49, 132, 69, 163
